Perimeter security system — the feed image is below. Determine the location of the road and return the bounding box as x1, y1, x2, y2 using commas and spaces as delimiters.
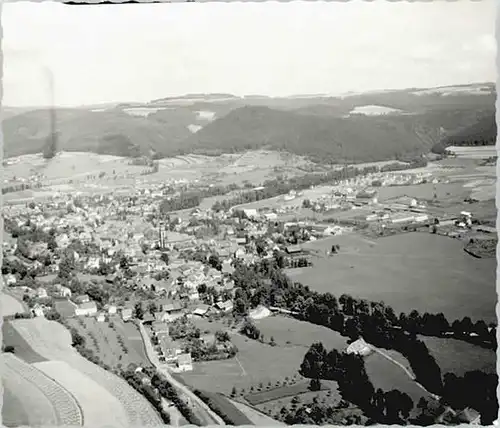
137, 321, 225, 426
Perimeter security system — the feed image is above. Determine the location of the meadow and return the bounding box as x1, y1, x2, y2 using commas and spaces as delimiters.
289, 232, 496, 323
364, 351, 432, 415
419, 336, 496, 377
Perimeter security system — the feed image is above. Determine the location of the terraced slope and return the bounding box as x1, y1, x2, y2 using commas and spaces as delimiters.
10, 318, 163, 426
3, 353, 83, 426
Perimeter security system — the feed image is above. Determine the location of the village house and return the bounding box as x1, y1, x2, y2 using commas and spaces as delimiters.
176, 353, 193, 372
58, 286, 72, 298
96, 312, 106, 322
192, 304, 211, 317
75, 301, 98, 317
105, 304, 117, 315
75, 294, 90, 304
151, 321, 170, 336
36, 287, 48, 299
215, 300, 234, 313
121, 307, 133, 322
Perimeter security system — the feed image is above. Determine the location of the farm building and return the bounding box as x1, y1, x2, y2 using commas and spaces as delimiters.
390, 214, 415, 224
177, 353, 193, 372
346, 338, 372, 357
75, 301, 98, 317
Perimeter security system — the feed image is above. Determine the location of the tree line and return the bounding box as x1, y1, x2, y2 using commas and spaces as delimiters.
212, 159, 427, 212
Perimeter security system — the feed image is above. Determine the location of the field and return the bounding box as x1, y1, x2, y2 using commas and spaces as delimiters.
364, 351, 432, 415
245, 380, 330, 406
7, 318, 163, 426
254, 315, 349, 351
419, 336, 496, 377
66, 316, 150, 369
289, 232, 496, 323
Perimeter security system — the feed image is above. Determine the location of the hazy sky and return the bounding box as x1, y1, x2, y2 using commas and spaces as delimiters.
2, 0, 497, 107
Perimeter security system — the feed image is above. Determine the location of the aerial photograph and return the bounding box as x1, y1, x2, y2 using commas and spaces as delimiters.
1, 1, 497, 427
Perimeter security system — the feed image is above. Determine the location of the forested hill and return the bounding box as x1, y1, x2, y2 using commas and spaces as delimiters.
3, 83, 495, 163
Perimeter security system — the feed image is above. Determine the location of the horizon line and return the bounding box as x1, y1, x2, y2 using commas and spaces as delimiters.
3, 80, 495, 110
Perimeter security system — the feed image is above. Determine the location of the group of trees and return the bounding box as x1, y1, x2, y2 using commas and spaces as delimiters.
442, 371, 498, 425
300, 342, 413, 424
121, 366, 171, 424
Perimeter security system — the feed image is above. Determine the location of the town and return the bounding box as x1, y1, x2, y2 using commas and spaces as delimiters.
2, 148, 497, 426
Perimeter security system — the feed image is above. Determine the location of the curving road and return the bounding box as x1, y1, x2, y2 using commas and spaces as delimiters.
137, 321, 225, 426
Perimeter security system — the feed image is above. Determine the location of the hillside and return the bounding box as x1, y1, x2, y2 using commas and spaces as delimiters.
2, 83, 495, 163
431, 114, 497, 154
181, 105, 440, 162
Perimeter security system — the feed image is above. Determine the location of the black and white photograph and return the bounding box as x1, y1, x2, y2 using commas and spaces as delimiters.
1, 1, 498, 426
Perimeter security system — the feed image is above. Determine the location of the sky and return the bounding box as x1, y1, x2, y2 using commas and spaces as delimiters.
2, 0, 497, 107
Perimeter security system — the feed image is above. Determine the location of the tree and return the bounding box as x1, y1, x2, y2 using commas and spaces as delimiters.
133, 303, 144, 320
309, 378, 321, 391
43, 131, 59, 159
120, 255, 129, 270
160, 252, 169, 265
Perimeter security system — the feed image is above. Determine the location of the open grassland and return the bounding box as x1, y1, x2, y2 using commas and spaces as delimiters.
66, 316, 149, 369
364, 351, 432, 416
9, 318, 163, 426
34, 360, 129, 427
254, 315, 349, 350
4, 353, 83, 426
289, 233, 496, 323
1, 292, 27, 317
419, 336, 496, 377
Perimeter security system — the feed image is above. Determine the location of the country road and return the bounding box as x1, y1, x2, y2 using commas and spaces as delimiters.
137, 321, 225, 426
